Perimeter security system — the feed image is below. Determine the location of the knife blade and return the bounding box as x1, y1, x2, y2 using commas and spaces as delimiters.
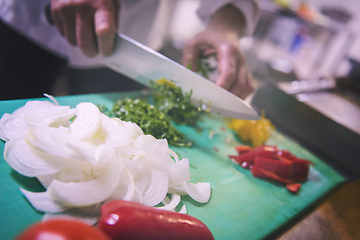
103, 34, 260, 120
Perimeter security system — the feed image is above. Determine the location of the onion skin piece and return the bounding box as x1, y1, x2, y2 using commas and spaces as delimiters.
97, 200, 214, 240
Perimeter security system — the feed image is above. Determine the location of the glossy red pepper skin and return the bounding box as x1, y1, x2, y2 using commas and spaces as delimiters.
251, 157, 293, 184
230, 145, 313, 193
97, 200, 214, 240
235, 145, 252, 154
251, 156, 310, 184
16, 219, 111, 240
232, 145, 278, 165
286, 183, 302, 193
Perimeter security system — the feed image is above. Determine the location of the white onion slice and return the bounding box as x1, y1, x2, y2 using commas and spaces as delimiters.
20, 188, 70, 213
179, 205, 187, 214
22, 101, 75, 127
70, 102, 101, 141
122, 121, 144, 139
182, 182, 211, 203
8, 138, 67, 177
142, 169, 169, 206
47, 146, 121, 207
27, 126, 85, 161
121, 167, 136, 201
0, 114, 28, 141
100, 116, 135, 141
158, 193, 181, 211
164, 158, 191, 185
125, 161, 149, 194
44, 93, 60, 106
3, 140, 38, 177
38, 174, 57, 188
167, 184, 187, 195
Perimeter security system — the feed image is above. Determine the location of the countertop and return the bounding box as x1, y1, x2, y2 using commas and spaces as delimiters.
275, 179, 360, 240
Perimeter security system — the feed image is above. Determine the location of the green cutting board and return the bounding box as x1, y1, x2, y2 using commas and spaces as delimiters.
0, 92, 345, 240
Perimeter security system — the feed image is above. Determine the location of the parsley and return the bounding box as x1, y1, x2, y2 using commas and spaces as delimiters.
101, 79, 204, 147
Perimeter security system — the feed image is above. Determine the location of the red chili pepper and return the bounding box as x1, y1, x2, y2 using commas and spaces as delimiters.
251, 155, 311, 184
234, 145, 278, 165
251, 157, 293, 184
278, 150, 314, 165
229, 145, 313, 192
277, 150, 298, 161
286, 183, 302, 193
97, 200, 214, 240
235, 145, 253, 154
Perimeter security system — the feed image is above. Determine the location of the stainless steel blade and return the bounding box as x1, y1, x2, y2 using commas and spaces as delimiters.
103, 34, 260, 120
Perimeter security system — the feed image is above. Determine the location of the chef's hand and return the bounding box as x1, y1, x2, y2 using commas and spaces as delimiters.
51, 0, 120, 57
183, 5, 254, 100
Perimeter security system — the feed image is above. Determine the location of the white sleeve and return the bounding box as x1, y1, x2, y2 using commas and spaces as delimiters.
197, 0, 259, 36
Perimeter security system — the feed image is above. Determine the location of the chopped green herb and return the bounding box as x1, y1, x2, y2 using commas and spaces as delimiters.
151, 79, 202, 126
100, 79, 204, 148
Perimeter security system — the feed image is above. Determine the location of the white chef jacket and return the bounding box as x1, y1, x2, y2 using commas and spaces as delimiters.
0, 0, 258, 68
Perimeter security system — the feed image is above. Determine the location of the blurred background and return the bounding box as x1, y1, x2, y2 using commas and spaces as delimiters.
50, 1, 360, 180
52, 0, 360, 138
156, 0, 360, 161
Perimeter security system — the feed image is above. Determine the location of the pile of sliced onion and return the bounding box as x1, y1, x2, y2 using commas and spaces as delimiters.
0, 96, 211, 216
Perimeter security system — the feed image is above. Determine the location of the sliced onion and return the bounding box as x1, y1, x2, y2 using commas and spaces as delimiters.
142, 169, 169, 206
100, 115, 135, 140
70, 102, 101, 141
179, 205, 187, 214
8, 138, 67, 176
3, 140, 38, 177
22, 101, 75, 127
158, 193, 181, 211
47, 146, 121, 207
167, 184, 187, 195
182, 182, 211, 203
44, 93, 60, 106
126, 161, 149, 194
122, 120, 144, 139
20, 188, 70, 213
0, 99, 211, 218
122, 167, 136, 201
38, 174, 57, 188
0, 113, 28, 141
27, 126, 85, 161
163, 158, 191, 185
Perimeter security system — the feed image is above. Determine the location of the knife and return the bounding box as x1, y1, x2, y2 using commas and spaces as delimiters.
103, 34, 260, 120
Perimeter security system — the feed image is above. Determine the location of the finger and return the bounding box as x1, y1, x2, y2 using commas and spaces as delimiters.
94, 4, 116, 57
113, 0, 121, 30
76, 7, 97, 57
52, 10, 65, 36
215, 44, 238, 90
60, 7, 77, 46
231, 66, 254, 99
241, 72, 255, 99
202, 48, 216, 57
182, 38, 202, 72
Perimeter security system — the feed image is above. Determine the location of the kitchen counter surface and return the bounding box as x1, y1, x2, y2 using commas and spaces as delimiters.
274, 179, 360, 240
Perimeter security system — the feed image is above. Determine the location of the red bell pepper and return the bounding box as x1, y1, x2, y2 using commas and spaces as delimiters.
229, 145, 313, 193
286, 183, 302, 193
251, 156, 310, 184
230, 145, 278, 166
235, 145, 252, 154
